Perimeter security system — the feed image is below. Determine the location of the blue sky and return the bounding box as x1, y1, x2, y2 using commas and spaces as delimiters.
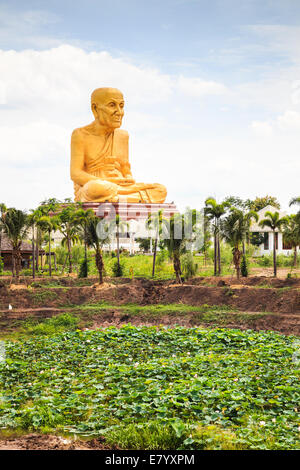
0, 0, 299, 211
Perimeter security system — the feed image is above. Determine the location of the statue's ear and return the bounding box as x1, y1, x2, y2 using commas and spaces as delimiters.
91, 102, 97, 118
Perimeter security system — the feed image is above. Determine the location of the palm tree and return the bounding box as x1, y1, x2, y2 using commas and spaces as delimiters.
259, 211, 288, 277
1, 208, 30, 279
85, 215, 111, 284
29, 207, 46, 272
289, 197, 300, 209
161, 212, 197, 284
115, 214, 129, 276
204, 198, 230, 276
58, 205, 80, 274
36, 215, 60, 276
146, 209, 165, 277
73, 207, 95, 277
283, 214, 300, 268
221, 208, 258, 278
0, 203, 7, 270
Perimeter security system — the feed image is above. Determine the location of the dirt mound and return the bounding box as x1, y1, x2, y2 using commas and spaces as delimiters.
79, 311, 300, 336
188, 276, 300, 288
160, 285, 300, 313
0, 434, 114, 450
1, 279, 299, 313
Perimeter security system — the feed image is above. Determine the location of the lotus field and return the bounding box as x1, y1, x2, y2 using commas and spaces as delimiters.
0, 325, 299, 450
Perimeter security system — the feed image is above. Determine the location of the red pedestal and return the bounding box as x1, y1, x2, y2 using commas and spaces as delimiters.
82, 202, 178, 220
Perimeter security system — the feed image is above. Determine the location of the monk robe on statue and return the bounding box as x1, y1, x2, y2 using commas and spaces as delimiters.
70, 87, 167, 203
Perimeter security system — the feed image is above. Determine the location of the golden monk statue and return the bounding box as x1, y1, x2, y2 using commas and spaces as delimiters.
70, 87, 167, 203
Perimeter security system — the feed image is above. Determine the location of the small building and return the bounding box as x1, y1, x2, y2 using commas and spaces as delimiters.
250, 205, 293, 256
0, 235, 33, 270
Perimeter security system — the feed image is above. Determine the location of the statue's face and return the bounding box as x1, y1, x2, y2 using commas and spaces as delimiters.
93, 90, 125, 129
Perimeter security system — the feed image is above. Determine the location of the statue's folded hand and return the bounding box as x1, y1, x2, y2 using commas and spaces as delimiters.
102, 155, 121, 171
118, 182, 155, 195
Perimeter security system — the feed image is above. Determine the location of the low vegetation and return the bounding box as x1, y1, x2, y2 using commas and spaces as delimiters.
0, 325, 299, 449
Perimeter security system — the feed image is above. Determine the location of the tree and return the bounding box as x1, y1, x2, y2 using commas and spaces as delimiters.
221, 208, 258, 278
0, 203, 7, 269
204, 198, 230, 276
290, 197, 300, 213
29, 207, 44, 272
58, 204, 80, 274
146, 209, 165, 277
201, 213, 212, 266
0, 208, 30, 279
114, 214, 129, 276
29, 199, 60, 274
73, 207, 95, 277
259, 211, 288, 277
85, 215, 111, 284
283, 214, 300, 268
136, 237, 151, 252
161, 211, 198, 284
249, 196, 280, 212
36, 215, 60, 276
250, 232, 265, 247
224, 196, 251, 210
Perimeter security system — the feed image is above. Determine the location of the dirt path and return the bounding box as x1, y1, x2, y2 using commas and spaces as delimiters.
0, 434, 114, 450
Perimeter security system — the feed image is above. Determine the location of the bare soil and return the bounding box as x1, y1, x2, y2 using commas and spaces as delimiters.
0, 433, 115, 450
0, 277, 299, 336
1, 278, 299, 313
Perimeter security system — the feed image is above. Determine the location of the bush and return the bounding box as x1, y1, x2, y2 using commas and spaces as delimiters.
156, 249, 168, 266
79, 258, 89, 278
241, 255, 248, 277
112, 259, 124, 277
22, 313, 79, 336
0, 256, 3, 274
256, 255, 272, 267
207, 242, 233, 266
256, 254, 295, 268
181, 252, 198, 279
20, 268, 33, 276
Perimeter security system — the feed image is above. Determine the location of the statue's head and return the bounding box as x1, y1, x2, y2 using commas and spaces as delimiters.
91, 87, 124, 130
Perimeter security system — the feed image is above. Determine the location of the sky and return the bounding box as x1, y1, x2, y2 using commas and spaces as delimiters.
0, 0, 299, 212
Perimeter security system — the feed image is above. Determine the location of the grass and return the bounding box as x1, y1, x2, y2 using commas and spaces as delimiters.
70, 302, 235, 316
103, 421, 244, 450
0, 313, 80, 341
0, 303, 273, 341
28, 290, 63, 305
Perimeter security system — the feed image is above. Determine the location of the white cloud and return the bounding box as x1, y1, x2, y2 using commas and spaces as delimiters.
177, 75, 228, 97
251, 120, 273, 137
277, 110, 300, 130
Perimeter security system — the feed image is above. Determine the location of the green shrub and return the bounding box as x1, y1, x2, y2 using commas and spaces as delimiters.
241, 255, 248, 277
105, 421, 184, 450
21, 313, 79, 336
256, 254, 295, 268
79, 258, 89, 278
112, 259, 124, 277
0, 257, 4, 274
256, 255, 272, 267
156, 249, 168, 266
181, 252, 198, 279
20, 269, 32, 276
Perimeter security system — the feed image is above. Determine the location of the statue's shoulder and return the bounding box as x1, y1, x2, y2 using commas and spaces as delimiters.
114, 128, 129, 141
71, 124, 94, 140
